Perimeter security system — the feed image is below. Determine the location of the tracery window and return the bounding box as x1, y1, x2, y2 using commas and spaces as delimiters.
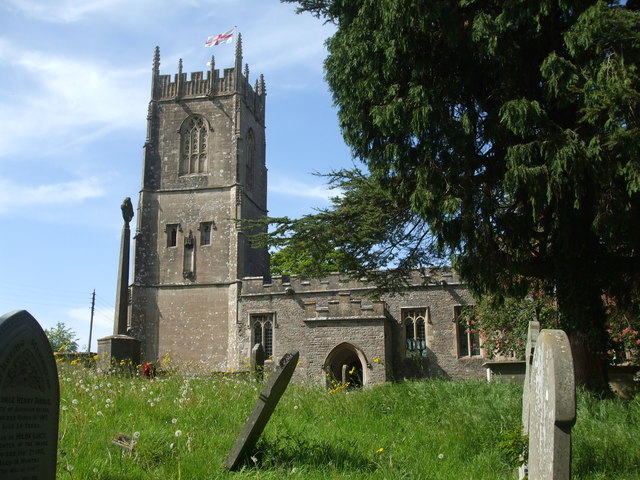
454, 305, 481, 357
179, 115, 208, 175
403, 308, 428, 357
252, 314, 273, 358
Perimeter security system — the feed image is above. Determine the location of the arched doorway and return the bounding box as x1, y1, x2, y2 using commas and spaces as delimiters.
324, 342, 368, 388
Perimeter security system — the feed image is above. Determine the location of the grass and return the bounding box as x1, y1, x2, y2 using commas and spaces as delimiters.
55, 363, 640, 479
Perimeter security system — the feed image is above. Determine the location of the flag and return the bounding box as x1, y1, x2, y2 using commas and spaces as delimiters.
205, 29, 234, 47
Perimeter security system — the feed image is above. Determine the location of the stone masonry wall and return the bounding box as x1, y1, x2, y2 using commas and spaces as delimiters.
238, 269, 486, 386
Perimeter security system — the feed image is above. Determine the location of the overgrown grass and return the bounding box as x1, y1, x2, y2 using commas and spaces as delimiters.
56, 364, 640, 479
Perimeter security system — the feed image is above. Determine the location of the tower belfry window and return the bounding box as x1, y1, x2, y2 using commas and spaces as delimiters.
166, 224, 180, 247
179, 116, 208, 175
199, 221, 213, 245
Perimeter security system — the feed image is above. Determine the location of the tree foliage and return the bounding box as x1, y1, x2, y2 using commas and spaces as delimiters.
465, 280, 560, 359
250, 169, 446, 290
45, 322, 79, 353
280, 0, 640, 388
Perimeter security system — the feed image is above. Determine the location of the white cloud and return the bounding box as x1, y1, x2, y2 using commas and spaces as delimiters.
0, 40, 148, 158
3, 0, 233, 24
269, 176, 338, 202
0, 177, 106, 214
67, 305, 113, 351
68, 305, 113, 329
245, 6, 333, 80
4, 0, 120, 23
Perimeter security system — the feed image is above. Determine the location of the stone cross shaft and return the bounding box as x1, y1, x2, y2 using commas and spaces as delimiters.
114, 197, 133, 335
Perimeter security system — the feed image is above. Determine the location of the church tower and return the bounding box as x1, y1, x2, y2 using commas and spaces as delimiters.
130, 37, 269, 369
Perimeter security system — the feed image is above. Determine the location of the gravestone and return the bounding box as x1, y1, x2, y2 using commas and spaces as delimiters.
527, 329, 576, 480
522, 320, 540, 435
0, 310, 60, 480
250, 343, 265, 381
224, 350, 299, 470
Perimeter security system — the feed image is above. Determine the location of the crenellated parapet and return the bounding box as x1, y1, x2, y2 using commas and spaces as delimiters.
149, 40, 265, 122
240, 268, 461, 296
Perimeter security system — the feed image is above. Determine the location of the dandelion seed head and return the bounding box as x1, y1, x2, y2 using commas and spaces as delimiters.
438, 453, 445, 459
175, 430, 182, 437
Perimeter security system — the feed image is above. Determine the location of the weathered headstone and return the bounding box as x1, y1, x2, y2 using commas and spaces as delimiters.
224, 350, 299, 470
522, 320, 540, 435
527, 329, 576, 480
250, 343, 265, 381
0, 310, 60, 480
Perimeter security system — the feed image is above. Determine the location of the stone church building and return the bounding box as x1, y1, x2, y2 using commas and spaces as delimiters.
129, 39, 485, 386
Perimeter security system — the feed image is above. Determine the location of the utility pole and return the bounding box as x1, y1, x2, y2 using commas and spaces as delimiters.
88, 289, 95, 353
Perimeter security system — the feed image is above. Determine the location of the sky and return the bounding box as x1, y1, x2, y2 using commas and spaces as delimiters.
0, 0, 352, 351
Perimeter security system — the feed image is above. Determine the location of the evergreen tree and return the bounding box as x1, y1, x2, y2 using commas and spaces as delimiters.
280, 0, 640, 390
251, 168, 446, 288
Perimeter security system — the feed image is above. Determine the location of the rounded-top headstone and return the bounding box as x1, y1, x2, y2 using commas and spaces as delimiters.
528, 329, 576, 480
0, 310, 60, 480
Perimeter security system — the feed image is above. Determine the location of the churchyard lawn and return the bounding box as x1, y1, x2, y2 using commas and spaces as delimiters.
56, 362, 639, 479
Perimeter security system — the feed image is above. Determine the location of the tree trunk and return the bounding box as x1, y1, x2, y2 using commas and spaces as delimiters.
566, 329, 610, 394
553, 207, 611, 394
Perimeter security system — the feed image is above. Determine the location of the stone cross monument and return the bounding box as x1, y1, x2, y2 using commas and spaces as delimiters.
115, 197, 134, 335
97, 198, 141, 371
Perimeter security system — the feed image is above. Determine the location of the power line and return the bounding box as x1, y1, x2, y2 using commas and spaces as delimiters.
0, 280, 92, 298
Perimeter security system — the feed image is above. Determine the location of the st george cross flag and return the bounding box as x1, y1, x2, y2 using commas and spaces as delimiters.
205, 29, 234, 47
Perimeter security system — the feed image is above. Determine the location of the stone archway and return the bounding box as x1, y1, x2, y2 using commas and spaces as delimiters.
324, 342, 368, 388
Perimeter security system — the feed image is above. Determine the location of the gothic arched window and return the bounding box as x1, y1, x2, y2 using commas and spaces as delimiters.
403, 308, 428, 357
246, 129, 255, 189
179, 115, 208, 175
252, 314, 273, 358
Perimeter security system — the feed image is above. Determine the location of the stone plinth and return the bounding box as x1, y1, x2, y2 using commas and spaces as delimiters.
97, 335, 141, 371
483, 360, 526, 383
